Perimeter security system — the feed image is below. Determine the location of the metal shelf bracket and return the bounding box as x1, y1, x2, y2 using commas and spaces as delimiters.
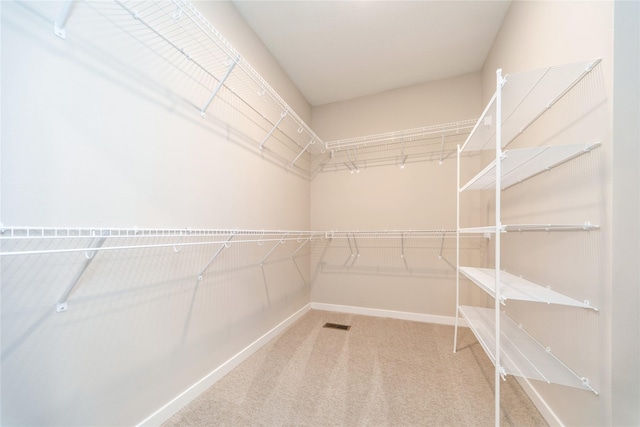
260, 110, 288, 150
200, 54, 240, 118
56, 234, 107, 312
54, 0, 74, 39
197, 234, 234, 280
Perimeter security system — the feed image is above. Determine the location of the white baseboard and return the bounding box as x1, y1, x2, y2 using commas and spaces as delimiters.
515, 376, 564, 427
136, 303, 312, 427
310, 302, 467, 327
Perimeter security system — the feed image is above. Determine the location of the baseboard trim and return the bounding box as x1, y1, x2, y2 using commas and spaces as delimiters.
515, 376, 564, 427
136, 303, 312, 427
310, 302, 466, 327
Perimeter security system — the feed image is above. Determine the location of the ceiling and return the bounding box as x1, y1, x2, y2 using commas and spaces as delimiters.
232, 1, 511, 107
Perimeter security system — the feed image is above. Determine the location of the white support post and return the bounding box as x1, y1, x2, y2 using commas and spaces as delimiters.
494, 68, 504, 427
454, 145, 461, 352
200, 55, 239, 117
54, 0, 74, 39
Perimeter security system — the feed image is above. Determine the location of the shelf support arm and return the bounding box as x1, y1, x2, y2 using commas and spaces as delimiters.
291, 139, 315, 166
200, 54, 239, 117
54, 0, 75, 39
56, 235, 107, 312
290, 238, 310, 258
260, 110, 288, 149
401, 233, 409, 269
260, 233, 288, 266
197, 234, 234, 280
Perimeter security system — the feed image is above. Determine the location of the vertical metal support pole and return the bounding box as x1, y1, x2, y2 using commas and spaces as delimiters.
54, 0, 74, 39
454, 145, 461, 352
200, 55, 239, 117
494, 68, 504, 427
56, 236, 107, 312
197, 234, 234, 280
260, 110, 288, 149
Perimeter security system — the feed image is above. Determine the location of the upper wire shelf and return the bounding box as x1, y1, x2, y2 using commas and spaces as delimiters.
461, 59, 601, 153
62, 0, 325, 178
321, 119, 477, 172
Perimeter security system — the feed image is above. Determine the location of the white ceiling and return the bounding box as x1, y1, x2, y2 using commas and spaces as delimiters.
232, 1, 511, 106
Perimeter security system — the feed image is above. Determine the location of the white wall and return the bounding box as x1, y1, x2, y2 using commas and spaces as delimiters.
611, 1, 640, 425
480, 1, 616, 425
309, 73, 488, 317
1, 1, 311, 425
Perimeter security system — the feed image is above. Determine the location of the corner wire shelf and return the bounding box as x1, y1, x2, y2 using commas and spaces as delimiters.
320, 119, 477, 173
454, 59, 602, 427
55, 0, 325, 179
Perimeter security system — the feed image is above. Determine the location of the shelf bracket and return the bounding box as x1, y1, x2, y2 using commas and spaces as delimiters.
56, 235, 107, 312
439, 134, 446, 165
291, 139, 315, 166
400, 233, 409, 269
260, 110, 288, 149
197, 234, 234, 280
200, 54, 240, 117
260, 232, 288, 266
290, 237, 310, 258
54, 0, 75, 39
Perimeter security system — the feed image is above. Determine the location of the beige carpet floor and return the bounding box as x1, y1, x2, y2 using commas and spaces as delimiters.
164, 309, 547, 426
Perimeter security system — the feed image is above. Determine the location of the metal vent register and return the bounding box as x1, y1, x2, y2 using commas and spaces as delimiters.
323, 322, 351, 331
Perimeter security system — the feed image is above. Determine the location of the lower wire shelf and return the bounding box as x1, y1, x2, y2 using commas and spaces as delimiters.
458, 305, 598, 394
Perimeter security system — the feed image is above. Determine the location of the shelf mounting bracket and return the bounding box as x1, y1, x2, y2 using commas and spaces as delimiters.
260, 110, 288, 149
56, 234, 107, 312
200, 54, 240, 117
260, 233, 288, 266
291, 139, 315, 166
197, 234, 234, 280
54, 0, 75, 39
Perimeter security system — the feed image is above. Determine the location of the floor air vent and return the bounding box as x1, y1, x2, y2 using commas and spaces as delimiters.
323, 322, 351, 331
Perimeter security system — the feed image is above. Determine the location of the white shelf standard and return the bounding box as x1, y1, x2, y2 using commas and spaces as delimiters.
458, 305, 598, 394
459, 267, 597, 310
460, 142, 600, 191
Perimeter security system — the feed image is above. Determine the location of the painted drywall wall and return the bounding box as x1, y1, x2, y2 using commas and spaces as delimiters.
611, 1, 640, 425
1, 1, 311, 425
309, 73, 489, 317
479, 1, 615, 425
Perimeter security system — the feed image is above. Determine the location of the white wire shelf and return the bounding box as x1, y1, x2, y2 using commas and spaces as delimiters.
64, 0, 325, 178
459, 267, 597, 310
461, 59, 601, 153
458, 305, 598, 394
320, 120, 477, 172
460, 142, 600, 191
0, 226, 324, 256
458, 223, 599, 234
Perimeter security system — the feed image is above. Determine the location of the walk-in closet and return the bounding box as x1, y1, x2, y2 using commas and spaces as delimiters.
1, 1, 638, 426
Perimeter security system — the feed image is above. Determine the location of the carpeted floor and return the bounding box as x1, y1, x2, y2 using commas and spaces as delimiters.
164, 309, 547, 426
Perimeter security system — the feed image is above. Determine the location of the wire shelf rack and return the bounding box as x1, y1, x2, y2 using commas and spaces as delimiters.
321, 119, 477, 172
